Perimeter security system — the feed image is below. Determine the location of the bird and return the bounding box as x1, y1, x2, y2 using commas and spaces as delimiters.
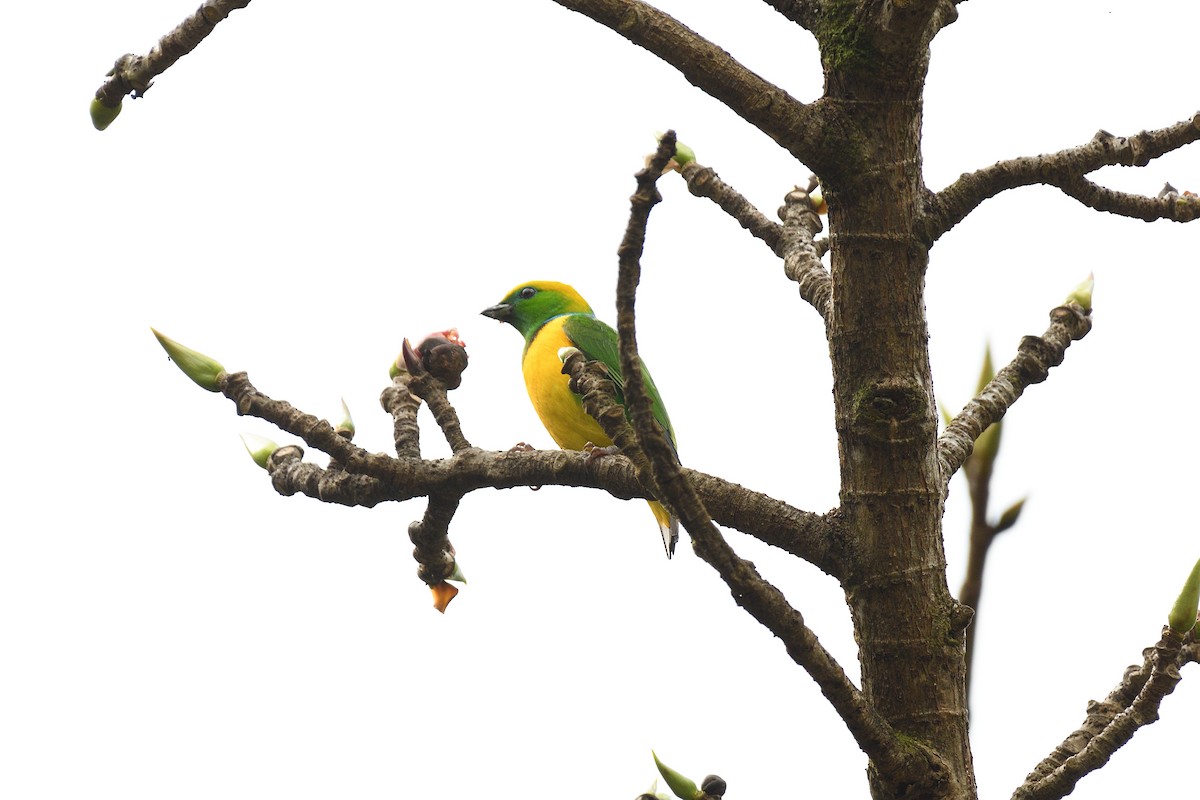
482, 280, 680, 557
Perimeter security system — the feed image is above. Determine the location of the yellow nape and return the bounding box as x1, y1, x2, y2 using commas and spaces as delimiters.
522, 316, 610, 450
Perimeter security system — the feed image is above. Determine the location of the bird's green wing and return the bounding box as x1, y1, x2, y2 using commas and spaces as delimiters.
562, 314, 677, 450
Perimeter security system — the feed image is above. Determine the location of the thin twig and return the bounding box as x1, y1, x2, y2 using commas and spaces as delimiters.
1050, 176, 1200, 222
94, 0, 252, 109
678, 161, 783, 252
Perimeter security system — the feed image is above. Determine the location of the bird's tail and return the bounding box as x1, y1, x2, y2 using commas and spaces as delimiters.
648, 500, 679, 558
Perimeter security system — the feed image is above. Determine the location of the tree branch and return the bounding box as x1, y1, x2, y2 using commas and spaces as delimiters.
409, 492, 462, 586
923, 113, 1200, 242
402, 343, 473, 454
381, 375, 423, 459
778, 178, 832, 321
1011, 627, 1194, 800
674, 162, 830, 320
264, 444, 396, 507
550, 0, 822, 163
94, 0, 252, 110
218, 369, 842, 575
1049, 176, 1200, 222
937, 302, 1091, 494
678, 161, 783, 253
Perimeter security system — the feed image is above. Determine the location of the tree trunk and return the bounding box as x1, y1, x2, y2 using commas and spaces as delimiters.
819, 20, 977, 800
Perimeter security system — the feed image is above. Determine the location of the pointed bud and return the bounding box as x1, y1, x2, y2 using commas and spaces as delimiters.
430, 581, 459, 614
90, 97, 122, 131
336, 398, 355, 437
1064, 273, 1094, 312
809, 184, 828, 215
447, 561, 467, 584
401, 338, 421, 374
240, 433, 279, 470
652, 752, 702, 800
1167, 558, 1200, 634
558, 346, 582, 363
151, 328, 226, 391
994, 497, 1026, 534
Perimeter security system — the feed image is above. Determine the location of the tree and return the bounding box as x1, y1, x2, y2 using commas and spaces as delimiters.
79, 2, 1198, 799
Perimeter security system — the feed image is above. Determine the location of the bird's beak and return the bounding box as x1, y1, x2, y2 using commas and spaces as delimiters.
481, 303, 513, 322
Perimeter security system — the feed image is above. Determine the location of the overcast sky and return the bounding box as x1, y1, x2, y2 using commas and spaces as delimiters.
2, 2, 1197, 798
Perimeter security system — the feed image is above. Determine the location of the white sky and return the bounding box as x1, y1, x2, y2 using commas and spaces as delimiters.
2, 1, 1197, 798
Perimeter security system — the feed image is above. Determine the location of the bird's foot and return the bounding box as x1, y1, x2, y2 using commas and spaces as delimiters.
583, 442, 619, 461
507, 442, 541, 490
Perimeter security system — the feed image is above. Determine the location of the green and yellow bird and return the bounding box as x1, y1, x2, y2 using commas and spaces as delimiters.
482, 280, 680, 557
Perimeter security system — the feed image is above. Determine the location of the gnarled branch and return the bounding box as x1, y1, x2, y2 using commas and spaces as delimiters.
218, 368, 841, 575
94, 0, 252, 110
678, 161, 784, 252
1011, 627, 1194, 800
937, 301, 1091, 494
923, 114, 1200, 242
1049, 176, 1200, 222
779, 179, 831, 321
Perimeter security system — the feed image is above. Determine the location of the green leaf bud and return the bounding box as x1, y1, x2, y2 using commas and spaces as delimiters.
653, 131, 696, 172
151, 328, 226, 391
239, 433, 278, 470
994, 497, 1026, 534
90, 97, 122, 131
673, 140, 696, 166
1167, 557, 1200, 634
809, 184, 827, 214
652, 752, 702, 800
447, 561, 467, 584
1064, 273, 1094, 312
336, 398, 355, 437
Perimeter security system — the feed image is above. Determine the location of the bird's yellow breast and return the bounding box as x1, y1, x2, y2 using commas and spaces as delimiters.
522, 316, 612, 451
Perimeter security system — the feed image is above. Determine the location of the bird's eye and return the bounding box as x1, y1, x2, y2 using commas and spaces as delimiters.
519, 287, 537, 299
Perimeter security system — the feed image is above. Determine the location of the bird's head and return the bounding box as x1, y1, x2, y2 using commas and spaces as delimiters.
481, 281, 593, 339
